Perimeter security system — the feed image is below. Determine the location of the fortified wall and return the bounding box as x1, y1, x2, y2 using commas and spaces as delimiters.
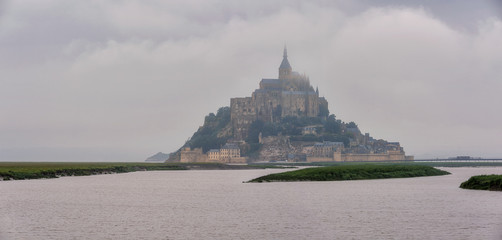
180, 147, 207, 163
305, 141, 413, 162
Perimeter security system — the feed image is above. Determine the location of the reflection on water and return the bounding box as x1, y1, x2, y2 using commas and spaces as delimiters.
1, 167, 502, 240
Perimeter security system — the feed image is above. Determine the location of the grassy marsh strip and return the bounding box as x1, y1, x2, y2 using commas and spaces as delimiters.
248, 164, 450, 182
460, 175, 502, 191
0, 162, 281, 180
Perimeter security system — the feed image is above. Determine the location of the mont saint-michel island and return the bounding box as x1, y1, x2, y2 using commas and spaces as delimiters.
168, 48, 414, 164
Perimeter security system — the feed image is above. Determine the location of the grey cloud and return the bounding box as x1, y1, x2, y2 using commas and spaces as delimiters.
1, 0, 501, 161
323, 7, 502, 158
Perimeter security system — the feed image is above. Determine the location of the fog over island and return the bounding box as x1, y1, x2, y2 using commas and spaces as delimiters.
1, 0, 501, 161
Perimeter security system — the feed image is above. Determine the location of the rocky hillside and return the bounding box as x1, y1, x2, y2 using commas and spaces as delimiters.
145, 152, 170, 162
168, 105, 365, 162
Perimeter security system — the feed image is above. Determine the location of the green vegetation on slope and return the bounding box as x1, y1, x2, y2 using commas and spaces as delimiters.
185, 106, 232, 153
460, 175, 502, 191
172, 105, 359, 160
248, 164, 450, 182
246, 114, 351, 146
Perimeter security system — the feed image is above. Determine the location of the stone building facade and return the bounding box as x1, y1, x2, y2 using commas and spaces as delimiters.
231, 48, 328, 140
180, 147, 207, 163
208, 143, 246, 163
183, 144, 246, 163
305, 141, 413, 162
311, 142, 345, 157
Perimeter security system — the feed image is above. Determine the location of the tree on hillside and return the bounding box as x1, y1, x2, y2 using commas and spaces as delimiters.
319, 104, 329, 118
347, 121, 358, 129
324, 114, 341, 134
186, 107, 231, 152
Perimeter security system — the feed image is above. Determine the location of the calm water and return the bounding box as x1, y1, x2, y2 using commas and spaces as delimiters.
1, 167, 502, 240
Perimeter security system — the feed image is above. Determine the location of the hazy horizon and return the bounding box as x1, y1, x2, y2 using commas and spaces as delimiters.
1, 0, 502, 161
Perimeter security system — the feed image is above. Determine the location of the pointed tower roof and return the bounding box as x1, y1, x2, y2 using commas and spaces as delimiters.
279, 46, 292, 70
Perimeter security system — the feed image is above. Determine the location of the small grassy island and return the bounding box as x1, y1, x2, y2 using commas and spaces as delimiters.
460, 175, 502, 191
248, 164, 450, 182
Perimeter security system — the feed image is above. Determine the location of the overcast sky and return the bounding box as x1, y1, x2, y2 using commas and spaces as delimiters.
1, 0, 501, 161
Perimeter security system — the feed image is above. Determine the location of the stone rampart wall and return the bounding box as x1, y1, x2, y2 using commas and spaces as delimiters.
307, 151, 408, 162
342, 152, 407, 162
180, 148, 208, 163
306, 157, 333, 162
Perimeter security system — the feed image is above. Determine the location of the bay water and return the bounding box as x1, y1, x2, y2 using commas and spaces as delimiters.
1, 167, 502, 239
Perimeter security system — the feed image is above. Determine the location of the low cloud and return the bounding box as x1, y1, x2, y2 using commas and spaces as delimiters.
1, 1, 501, 161
324, 8, 502, 157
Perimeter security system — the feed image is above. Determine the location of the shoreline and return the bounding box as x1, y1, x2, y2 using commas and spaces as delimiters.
3, 161, 502, 181
0, 162, 281, 181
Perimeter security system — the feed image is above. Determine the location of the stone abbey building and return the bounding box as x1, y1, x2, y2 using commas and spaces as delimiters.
231, 48, 328, 140
175, 47, 413, 163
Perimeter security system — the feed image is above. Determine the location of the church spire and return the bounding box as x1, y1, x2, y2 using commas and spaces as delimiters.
279, 46, 292, 79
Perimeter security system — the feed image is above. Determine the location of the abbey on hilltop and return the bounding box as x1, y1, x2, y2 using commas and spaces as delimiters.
230, 48, 328, 140
170, 48, 413, 163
